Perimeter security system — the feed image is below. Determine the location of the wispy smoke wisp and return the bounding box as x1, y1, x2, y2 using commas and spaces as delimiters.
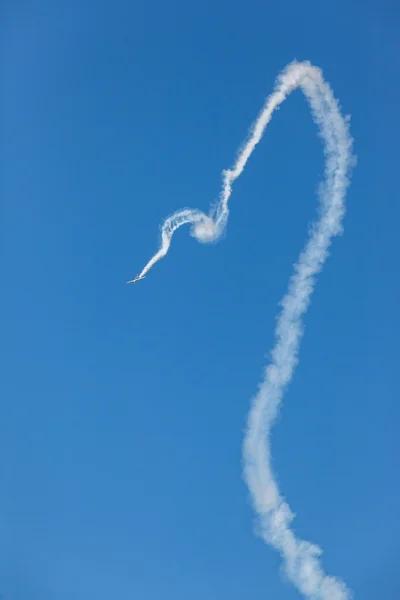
132, 61, 354, 600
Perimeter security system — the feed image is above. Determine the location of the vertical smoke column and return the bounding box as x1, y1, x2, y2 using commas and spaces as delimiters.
131, 61, 354, 600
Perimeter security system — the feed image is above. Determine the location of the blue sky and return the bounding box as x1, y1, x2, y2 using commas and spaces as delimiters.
2, 1, 399, 598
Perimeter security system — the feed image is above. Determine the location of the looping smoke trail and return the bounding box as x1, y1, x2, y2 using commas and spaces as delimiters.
132, 61, 354, 599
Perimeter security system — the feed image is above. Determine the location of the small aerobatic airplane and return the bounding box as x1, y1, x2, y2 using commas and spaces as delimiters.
126, 274, 146, 284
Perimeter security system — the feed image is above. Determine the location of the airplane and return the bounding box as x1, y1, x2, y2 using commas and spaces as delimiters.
126, 274, 146, 284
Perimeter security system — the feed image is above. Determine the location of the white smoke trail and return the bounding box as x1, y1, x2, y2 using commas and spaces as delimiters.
131, 61, 354, 599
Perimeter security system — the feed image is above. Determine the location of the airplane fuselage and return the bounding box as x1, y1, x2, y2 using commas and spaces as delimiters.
127, 275, 146, 284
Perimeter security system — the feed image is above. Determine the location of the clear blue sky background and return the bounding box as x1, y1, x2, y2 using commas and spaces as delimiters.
2, 1, 399, 598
